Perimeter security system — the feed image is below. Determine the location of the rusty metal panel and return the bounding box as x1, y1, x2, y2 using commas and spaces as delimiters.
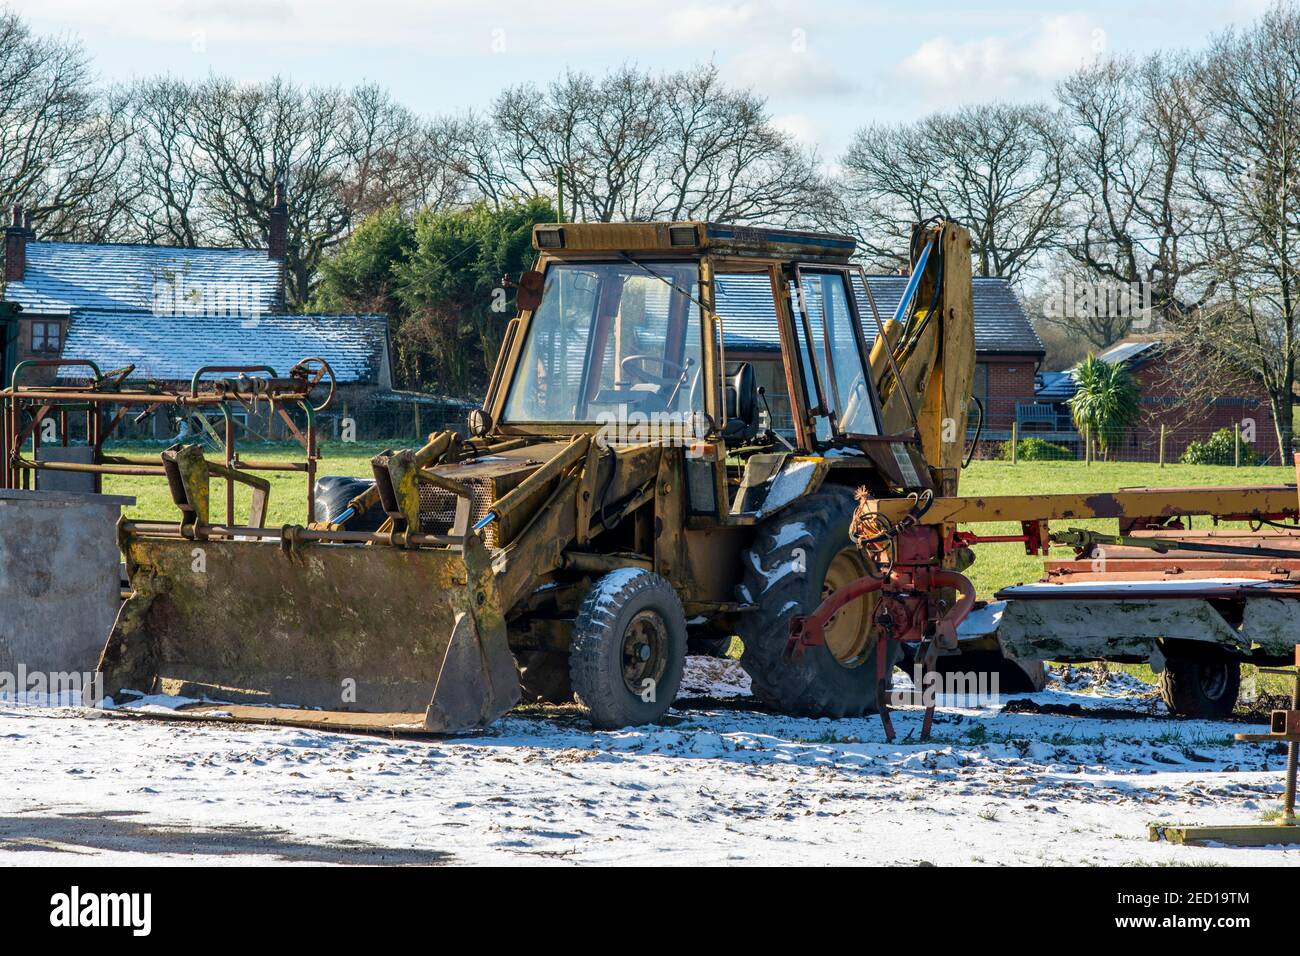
99, 532, 517, 729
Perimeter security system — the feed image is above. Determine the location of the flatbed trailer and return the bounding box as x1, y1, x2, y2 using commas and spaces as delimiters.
859, 474, 1300, 718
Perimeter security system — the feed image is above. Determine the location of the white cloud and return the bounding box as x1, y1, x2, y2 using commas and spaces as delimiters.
664, 3, 756, 39
901, 13, 1104, 97
724, 47, 856, 99
770, 111, 819, 145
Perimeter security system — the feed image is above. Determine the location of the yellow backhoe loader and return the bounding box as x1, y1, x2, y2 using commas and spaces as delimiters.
98, 219, 981, 733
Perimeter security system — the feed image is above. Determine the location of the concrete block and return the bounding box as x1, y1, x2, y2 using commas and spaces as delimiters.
0, 490, 134, 685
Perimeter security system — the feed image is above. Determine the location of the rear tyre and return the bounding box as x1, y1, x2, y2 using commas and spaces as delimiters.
1159, 653, 1240, 719
737, 485, 897, 717
570, 570, 687, 728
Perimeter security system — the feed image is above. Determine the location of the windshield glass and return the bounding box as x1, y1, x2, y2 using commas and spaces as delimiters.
502, 261, 704, 423
792, 270, 878, 440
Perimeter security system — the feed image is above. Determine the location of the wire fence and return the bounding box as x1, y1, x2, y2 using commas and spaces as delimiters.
970, 421, 1291, 466
35, 396, 478, 449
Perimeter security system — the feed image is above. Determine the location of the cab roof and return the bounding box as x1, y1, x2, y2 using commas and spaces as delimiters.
532, 221, 856, 264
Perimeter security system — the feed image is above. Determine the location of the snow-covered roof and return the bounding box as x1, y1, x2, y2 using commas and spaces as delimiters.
1036, 340, 1165, 401
1036, 370, 1077, 401
6, 241, 283, 317
1097, 339, 1161, 367
60, 311, 389, 386
714, 273, 1045, 357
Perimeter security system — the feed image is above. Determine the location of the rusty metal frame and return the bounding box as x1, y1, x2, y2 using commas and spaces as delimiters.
1, 355, 332, 522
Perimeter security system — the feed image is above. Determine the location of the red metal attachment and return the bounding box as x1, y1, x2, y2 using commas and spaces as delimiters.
787, 519, 976, 743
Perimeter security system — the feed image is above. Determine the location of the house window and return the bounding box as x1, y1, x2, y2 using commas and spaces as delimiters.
30, 321, 61, 354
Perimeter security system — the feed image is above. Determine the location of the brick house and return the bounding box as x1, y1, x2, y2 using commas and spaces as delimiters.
714, 272, 1045, 440
0, 191, 409, 439
1030, 339, 1282, 462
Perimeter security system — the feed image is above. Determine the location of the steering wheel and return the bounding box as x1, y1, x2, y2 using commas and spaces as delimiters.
620, 354, 685, 388
289, 356, 338, 412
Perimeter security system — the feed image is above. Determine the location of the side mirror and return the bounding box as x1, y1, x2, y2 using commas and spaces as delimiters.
516, 270, 544, 312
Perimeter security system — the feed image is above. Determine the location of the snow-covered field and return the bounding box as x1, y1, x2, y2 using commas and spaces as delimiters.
1, 659, 1297, 866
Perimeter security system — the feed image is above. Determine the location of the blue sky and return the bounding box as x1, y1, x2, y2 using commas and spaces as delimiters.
12, 0, 1277, 161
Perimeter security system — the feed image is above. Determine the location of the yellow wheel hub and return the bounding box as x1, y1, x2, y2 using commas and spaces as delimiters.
820, 548, 875, 666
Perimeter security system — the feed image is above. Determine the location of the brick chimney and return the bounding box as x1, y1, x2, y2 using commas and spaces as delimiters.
268, 181, 288, 262
4, 205, 26, 282
22, 209, 34, 238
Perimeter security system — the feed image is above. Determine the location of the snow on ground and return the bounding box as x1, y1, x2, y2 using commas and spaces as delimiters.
0, 658, 1297, 866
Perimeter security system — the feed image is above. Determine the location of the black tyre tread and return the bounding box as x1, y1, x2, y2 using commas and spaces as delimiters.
314, 475, 385, 530
737, 485, 894, 718
570, 570, 687, 728
1158, 656, 1240, 719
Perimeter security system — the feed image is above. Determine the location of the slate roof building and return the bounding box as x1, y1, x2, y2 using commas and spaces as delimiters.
0, 193, 402, 440
1029, 338, 1281, 462
713, 272, 1045, 439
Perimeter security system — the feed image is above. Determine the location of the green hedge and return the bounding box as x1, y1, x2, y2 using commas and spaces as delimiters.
1180, 428, 1259, 465
998, 437, 1074, 461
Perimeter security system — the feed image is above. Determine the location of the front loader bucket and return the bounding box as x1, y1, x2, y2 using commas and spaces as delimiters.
98, 530, 520, 734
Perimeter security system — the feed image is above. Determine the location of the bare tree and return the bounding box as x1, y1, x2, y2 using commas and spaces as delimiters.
653, 65, 835, 223
1173, 6, 1300, 454
1048, 55, 1209, 348
840, 104, 1071, 280
124, 77, 209, 245
0, 11, 134, 241
491, 66, 663, 221
121, 76, 466, 305
486, 63, 833, 225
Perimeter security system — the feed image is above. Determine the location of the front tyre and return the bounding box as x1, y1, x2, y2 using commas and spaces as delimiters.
570, 570, 687, 728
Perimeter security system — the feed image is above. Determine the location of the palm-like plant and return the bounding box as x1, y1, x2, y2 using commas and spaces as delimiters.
1069, 354, 1141, 459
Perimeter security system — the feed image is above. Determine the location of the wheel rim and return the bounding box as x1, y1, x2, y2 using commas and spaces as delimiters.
1198, 663, 1228, 700
622, 610, 669, 695
821, 548, 874, 666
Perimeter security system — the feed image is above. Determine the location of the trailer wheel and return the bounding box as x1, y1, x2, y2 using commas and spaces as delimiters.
570, 570, 686, 728
736, 485, 896, 718
1159, 653, 1240, 719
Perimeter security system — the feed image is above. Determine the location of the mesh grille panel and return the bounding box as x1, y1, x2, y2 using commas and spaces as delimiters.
417, 477, 501, 548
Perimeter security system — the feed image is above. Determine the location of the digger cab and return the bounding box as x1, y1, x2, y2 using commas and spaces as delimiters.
489, 222, 886, 456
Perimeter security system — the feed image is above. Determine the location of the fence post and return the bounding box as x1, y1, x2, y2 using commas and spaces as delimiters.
1011, 421, 1018, 465
1159, 423, 1166, 468
1234, 422, 1241, 467
1084, 425, 1091, 466
414, 402, 422, 440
